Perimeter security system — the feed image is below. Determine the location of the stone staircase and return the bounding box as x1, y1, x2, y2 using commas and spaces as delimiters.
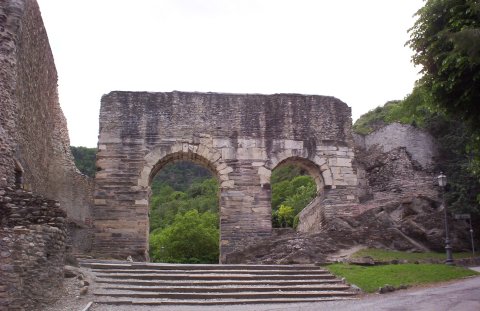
80, 260, 358, 306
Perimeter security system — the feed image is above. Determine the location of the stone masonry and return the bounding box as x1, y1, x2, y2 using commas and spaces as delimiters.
0, 187, 67, 310
94, 91, 359, 262
354, 122, 438, 169
0, 0, 93, 226
0, 1, 93, 309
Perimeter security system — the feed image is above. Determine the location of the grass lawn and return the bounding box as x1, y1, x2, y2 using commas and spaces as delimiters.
351, 248, 474, 262
326, 263, 479, 293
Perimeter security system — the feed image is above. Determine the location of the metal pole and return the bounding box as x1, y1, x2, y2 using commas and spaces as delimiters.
469, 218, 475, 257
443, 189, 454, 265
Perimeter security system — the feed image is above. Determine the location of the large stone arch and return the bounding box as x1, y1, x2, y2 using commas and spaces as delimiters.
92, 91, 359, 262
137, 143, 233, 262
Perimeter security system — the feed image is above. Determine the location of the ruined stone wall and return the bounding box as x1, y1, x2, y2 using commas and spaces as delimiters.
0, 187, 66, 310
94, 91, 358, 262
358, 123, 438, 169
0, 0, 23, 186
0, 0, 93, 226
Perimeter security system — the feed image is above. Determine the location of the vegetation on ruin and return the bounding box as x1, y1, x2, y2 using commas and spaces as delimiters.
351, 248, 474, 262
326, 263, 479, 293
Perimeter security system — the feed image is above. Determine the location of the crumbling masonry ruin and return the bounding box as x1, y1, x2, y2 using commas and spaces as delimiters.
1, 0, 92, 309
94, 92, 359, 262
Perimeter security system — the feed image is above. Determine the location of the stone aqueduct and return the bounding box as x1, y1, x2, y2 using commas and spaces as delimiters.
93, 91, 359, 262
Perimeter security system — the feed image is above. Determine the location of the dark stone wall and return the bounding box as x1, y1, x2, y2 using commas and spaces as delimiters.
0, 187, 66, 310
0, 1, 93, 308
95, 91, 358, 262
0, 0, 93, 225
0, 0, 23, 186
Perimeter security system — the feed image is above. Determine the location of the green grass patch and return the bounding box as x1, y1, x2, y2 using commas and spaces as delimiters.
351, 248, 474, 262
326, 263, 478, 293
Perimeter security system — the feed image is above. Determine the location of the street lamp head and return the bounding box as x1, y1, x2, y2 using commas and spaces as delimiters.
437, 172, 447, 187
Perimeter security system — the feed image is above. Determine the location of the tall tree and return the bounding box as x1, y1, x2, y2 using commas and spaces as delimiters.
408, 0, 480, 127
408, 0, 480, 178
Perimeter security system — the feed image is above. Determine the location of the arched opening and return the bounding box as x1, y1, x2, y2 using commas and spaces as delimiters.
147, 153, 220, 264
270, 157, 324, 229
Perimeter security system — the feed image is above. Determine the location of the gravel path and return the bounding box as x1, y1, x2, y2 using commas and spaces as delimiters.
40, 277, 93, 311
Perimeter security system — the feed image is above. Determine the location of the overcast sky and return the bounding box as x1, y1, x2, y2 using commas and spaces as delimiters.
36, 0, 424, 147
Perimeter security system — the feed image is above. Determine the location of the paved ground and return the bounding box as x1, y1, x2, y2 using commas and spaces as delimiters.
89, 275, 480, 311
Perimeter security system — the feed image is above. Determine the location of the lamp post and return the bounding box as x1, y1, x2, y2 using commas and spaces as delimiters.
437, 172, 454, 265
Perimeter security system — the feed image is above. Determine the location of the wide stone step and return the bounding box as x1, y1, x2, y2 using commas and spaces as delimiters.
82, 261, 325, 271
92, 268, 329, 275
95, 297, 357, 305
83, 260, 358, 306
94, 278, 343, 287
94, 290, 357, 300
94, 272, 336, 281
98, 284, 352, 293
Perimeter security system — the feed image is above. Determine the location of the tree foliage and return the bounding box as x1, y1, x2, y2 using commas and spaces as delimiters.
271, 165, 316, 228
149, 177, 219, 233
276, 205, 295, 228
408, 0, 480, 129
408, 0, 480, 181
407, 0, 480, 205
70, 146, 97, 177
148, 161, 219, 263
150, 209, 219, 263
154, 161, 212, 191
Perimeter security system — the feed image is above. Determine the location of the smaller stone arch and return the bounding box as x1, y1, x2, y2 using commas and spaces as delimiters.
265, 156, 329, 232
266, 156, 327, 195
266, 154, 334, 190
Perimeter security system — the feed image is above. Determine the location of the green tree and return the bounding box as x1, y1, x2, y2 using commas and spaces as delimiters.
408, 0, 480, 128
277, 205, 295, 228
408, 0, 480, 181
70, 146, 97, 177
149, 210, 219, 263
270, 165, 316, 228
149, 177, 219, 232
